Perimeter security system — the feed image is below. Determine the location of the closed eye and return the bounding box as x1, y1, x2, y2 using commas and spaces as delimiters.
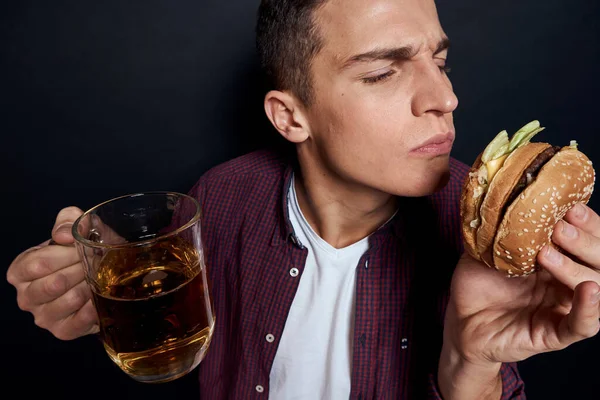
362, 70, 396, 84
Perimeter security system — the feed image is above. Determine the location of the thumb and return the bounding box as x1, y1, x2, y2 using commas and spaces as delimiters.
51, 206, 84, 245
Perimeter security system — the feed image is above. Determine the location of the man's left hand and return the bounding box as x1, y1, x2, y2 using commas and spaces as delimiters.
440, 202, 600, 399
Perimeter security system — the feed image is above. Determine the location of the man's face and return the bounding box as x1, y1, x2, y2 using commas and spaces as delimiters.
305, 0, 458, 197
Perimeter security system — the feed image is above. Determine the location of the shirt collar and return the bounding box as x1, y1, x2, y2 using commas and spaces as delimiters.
271, 164, 406, 248
271, 163, 297, 247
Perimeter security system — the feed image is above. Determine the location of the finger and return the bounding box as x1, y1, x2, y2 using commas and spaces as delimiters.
52, 206, 85, 245
558, 281, 600, 346
52, 299, 100, 341
564, 203, 600, 238
35, 280, 94, 328
23, 263, 85, 307
8, 245, 80, 284
551, 220, 600, 268
538, 245, 600, 291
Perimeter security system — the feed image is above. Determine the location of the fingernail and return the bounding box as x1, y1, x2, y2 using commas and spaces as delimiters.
561, 221, 577, 238
592, 289, 600, 305
572, 203, 587, 220
544, 246, 562, 265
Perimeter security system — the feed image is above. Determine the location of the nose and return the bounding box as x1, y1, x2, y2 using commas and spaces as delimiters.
411, 62, 459, 117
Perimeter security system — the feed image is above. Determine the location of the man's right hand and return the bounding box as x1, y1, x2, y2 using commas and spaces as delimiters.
6, 207, 99, 340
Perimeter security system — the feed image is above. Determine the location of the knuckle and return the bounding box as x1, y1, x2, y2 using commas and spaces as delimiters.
6, 267, 17, 286
63, 288, 88, 311
31, 257, 52, 279
16, 293, 32, 311
571, 318, 600, 340
581, 231, 594, 252
44, 274, 65, 298
34, 315, 49, 330
6, 252, 32, 285
568, 262, 583, 279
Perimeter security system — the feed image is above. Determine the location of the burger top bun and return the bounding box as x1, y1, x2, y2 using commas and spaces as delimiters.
492, 146, 595, 276
476, 142, 552, 266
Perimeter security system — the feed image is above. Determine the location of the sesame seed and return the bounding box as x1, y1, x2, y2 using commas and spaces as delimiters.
541, 214, 547, 218
505, 250, 511, 254
521, 194, 526, 200
496, 251, 501, 256
507, 255, 513, 260
535, 229, 540, 233
537, 224, 543, 228
540, 192, 546, 196
518, 212, 525, 216
522, 262, 528, 266
519, 219, 525, 223
530, 209, 536, 214
518, 233, 524, 237
524, 229, 529, 233
518, 248, 524, 252
528, 258, 533, 262
547, 188, 551, 192
531, 240, 536, 244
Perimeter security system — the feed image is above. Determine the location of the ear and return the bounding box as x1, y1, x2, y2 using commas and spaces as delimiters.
264, 90, 310, 144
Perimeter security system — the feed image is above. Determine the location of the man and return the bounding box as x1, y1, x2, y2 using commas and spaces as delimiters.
7, 0, 600, 399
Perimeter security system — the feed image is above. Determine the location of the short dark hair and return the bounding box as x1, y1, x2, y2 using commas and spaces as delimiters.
256, 0, 328, 106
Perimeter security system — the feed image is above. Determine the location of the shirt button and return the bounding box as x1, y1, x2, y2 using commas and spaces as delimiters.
255, 385, 264, 393
266, 334, 275, 343
289, 268, 299, 277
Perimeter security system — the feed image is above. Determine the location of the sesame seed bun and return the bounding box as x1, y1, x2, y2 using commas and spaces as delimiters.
476, 143, 552, 267
493, 146, 595, 276
461, 143, 595, 277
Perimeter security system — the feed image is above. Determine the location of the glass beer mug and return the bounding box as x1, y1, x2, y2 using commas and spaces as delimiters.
72, 192, 215, 383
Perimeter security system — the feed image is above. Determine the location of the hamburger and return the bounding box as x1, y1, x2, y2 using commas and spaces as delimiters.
460, 120, 596, 277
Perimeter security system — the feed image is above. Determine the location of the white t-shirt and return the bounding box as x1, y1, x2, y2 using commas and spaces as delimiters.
268, 175, 370, 399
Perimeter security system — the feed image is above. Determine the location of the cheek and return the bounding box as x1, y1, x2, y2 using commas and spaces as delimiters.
331, 91, 416, 150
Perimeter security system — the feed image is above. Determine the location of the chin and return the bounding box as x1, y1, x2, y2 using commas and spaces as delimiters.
386, 166, 451, 197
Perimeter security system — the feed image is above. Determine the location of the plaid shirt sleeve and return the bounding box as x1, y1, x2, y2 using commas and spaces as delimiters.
426, 362, 526, 399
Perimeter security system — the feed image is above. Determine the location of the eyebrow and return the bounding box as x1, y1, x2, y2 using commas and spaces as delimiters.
341, 37, 450, 70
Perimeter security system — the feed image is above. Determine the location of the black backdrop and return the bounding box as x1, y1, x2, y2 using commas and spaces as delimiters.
1, 1, 599, 398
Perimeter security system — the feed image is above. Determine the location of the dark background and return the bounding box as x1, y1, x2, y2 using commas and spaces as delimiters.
1, 0, 599, 398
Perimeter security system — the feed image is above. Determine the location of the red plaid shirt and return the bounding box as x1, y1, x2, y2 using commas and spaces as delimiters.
189, 149, 526, 399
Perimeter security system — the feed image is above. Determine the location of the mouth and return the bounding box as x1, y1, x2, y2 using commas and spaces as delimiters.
410, 131, 455, 156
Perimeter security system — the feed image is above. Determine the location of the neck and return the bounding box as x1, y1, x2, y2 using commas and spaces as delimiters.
293, 150, 398, 249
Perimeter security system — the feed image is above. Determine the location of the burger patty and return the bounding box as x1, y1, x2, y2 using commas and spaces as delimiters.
504, 146, 561, 209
